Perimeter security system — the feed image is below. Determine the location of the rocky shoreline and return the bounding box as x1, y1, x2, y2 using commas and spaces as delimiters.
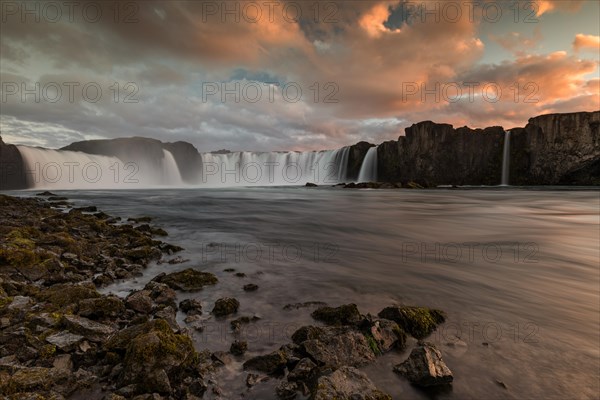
0, 194, 453, 399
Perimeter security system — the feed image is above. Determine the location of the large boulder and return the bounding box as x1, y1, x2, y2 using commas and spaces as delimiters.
299, 327, 376, 368
118, 319, 205, 396
314, 366, 391, 400
394, 343, 453, 387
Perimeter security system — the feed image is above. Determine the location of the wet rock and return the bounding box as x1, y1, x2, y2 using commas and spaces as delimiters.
230, 315, 260, 332
305, 182, 318, 187
283, 301, 328, 311
243, 351, 287, 375
36, 191, 57, 196
301, 328, 376, 368
366, 318, 407, 353
212, 297, 240, 317
311, 304, 362, 326
211, 351, 234, 366
287, 357, 316, 383
128, 216, 152, 223
314, 366, 391, 400
393, 343, 453, 387
378, 306, 446, 339
118, 319, 202, 395
276, 380, 298, 399
45, 331, 84, 352
154, 268, 218, 291
243, 283, 259, 292
75, 206, 98, 212
230, 340, 248, 356
78, 296, 125, 320
246, 373, 269, 387
154, 306, 178, 330
61, 314, 116, 342
179, 299, 202, 315
144, 281, 177, 309
125, 291, 154, 314
235, 272, 246, 277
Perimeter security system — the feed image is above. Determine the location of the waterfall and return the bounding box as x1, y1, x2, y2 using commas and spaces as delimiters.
17, 146, 183, 189
197, 147, 351, 187
14, 144, 352, 189
501, 131, 511, 186
357, 146, 378, 182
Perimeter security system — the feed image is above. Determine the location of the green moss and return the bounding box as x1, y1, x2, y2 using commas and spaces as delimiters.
157, 268, 218, 291
364, 333, 382, 356
0, 228, 41, 268
378, 306, 446, 339
0, 296, 13, 308
39, 344, 56, 359
38, 283, 100, 309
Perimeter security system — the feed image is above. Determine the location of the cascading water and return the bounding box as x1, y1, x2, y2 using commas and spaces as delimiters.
197, 147, 351, 187
501, 131, 511, 186
357, 146, 378, 182
17, 146, 183, 189
15, 145, 351, 189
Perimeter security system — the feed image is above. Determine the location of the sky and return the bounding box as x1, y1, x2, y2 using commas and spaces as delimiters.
1, 0, 599, 151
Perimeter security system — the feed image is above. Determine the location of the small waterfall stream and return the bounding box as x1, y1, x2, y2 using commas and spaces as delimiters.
357, 146, 378, 182
501, 131, 511, 186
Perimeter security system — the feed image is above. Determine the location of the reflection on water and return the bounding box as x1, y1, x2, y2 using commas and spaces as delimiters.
23, 187, 599, 400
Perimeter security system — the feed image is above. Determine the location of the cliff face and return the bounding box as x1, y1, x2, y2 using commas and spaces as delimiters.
62, 137, 203, 184
374, 111, 599, 186
510, 111, 600, 185
0, 136, 28, 190
346, 141, 375, 181
376, 123, 505, 186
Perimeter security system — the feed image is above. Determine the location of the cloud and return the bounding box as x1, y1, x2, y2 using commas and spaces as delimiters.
573, 34, 600, 52
0, 0, 598, 151
533, 0, 585, 16
489, 28, 543, 56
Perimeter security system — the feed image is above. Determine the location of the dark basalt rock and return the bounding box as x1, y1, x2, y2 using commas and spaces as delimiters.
243, 351, 288, 375
153, 268, 218, 291
230, 340, 248, 356
314, 366, 391, 400
394, 343, 453, 387
378, 306, 446, 339
0, 136, 28, 190
311, 304, 362, 326
212, 297, 240, 317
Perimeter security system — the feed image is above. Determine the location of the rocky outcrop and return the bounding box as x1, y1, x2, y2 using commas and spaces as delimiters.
347, 141, 375, 181
509, 111, 600, 185
0, 136, 28, 190
376, 123, 505, 186
61, 137, 203, 184
373, 111, 599, 186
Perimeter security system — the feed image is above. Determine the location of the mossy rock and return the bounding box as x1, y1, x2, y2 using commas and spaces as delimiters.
119, 319, 199, 394
0, 228, 42, 269
1, 366, 68, 394
377, 306, 446, 339
212, 297, 240, 317
78, 296, 125, 320
38, 283, 100, 309
155, 269, 218, 291
311, 304, 362, 326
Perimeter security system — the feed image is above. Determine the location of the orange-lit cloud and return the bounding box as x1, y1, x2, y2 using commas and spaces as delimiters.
573, 34, 600, 52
